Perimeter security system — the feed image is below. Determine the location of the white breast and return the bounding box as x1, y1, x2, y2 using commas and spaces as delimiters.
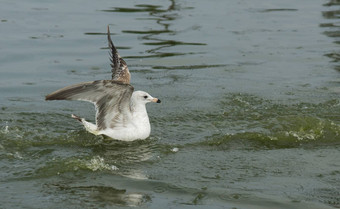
98, 106, 151, 141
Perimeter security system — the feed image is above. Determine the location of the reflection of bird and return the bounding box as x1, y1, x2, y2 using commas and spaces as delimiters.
46, 26, 161, 141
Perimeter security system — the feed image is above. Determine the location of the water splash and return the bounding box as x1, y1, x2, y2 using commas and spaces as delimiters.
1, 122, 9, 134
84, 156, 119, 171
4, 125, 9, 134
171, 147, 179, 152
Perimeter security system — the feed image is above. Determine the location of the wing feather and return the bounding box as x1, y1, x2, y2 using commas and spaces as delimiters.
46, 80, 134, 130
107, 25, 131, 84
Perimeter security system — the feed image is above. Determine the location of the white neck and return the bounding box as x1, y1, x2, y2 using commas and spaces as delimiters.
130, 102, 151, 139
131, 102, 147, 116
130, 100, 150, 122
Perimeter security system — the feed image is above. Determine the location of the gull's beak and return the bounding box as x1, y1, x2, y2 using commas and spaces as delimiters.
152, 98, 161, 103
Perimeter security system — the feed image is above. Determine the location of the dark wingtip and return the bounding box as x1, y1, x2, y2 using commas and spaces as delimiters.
157, 99, 161, 103
45, 92, 67, 101
45, 94, 52, 101
107, 25, 113, 45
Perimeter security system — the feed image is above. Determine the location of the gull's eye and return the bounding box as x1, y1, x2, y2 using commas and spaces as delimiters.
143, 96, 148, 99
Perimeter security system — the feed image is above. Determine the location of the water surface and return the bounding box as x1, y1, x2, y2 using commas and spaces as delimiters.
0, 0, 339, 208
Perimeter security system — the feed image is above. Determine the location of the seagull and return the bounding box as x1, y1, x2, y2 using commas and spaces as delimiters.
45, 26, 161, 141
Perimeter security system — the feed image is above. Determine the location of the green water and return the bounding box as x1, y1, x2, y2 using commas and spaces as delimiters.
0, 0, 339, 208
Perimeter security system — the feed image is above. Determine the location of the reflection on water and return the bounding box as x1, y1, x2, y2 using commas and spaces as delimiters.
93, 140, 157, 180
152, 64, 227, 70
84, 32, 116, 36
257, 8, 298, 13
91, 139, 156, 164
47, 184, 150, 207
322, 0, 340, 71
101, 0, 205, 59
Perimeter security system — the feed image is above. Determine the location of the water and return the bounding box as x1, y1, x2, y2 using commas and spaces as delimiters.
0, 0, 339, 208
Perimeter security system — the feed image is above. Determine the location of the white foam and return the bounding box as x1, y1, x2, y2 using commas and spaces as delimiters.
85, 156, 119, 171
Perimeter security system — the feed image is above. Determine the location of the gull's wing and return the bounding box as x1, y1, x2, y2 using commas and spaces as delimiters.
45, 80, 134, 130
107, 26, 131, 84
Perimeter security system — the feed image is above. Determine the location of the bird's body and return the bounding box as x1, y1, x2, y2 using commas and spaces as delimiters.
96, 98, 151, 141
45, 27, 161, 141
70, 90, 154, 141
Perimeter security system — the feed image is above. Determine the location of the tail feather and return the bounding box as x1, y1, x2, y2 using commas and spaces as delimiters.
71, 114, 82, 122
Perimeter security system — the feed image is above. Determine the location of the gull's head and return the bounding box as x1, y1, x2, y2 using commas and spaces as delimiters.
132, 91, 161, 105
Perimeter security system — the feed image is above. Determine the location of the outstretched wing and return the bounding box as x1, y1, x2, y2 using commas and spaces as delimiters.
107, 25, 131, 84
45, 80, 134, 130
